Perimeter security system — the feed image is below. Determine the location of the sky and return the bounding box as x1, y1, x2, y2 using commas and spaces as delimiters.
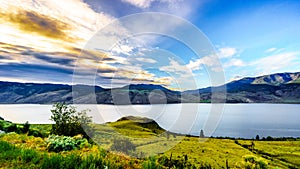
1, 0, 300, 90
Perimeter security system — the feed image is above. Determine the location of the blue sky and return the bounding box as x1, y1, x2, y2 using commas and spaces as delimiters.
0, 0, 300, 90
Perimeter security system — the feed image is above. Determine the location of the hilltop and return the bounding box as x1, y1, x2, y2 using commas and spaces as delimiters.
0, 72, 300, 104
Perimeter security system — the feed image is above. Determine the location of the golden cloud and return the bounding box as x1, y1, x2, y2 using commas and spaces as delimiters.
0, 10, 77, 42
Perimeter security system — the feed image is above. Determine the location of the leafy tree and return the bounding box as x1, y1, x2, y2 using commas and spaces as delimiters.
50, 103, 93, 138
256, 134, 260, 140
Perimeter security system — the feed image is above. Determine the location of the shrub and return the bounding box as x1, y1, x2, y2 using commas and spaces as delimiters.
21, 149, 39, 163
110, 137, 136, 155
50, 103, 93, 138
0, 119, 30, 134
3, 123, 17, 133
157, 155, 197, 168
28, 128, 44, 138
242, 155, 268, 169
143, 157, 161, 169
22, 121, 30, 133
46, 135, 89, 152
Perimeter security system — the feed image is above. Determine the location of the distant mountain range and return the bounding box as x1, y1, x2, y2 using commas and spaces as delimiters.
1, 72, 300, 104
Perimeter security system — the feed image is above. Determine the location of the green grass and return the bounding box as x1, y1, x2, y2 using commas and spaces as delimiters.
238, 140, 300, 168
0, 116, 300, 168
0, 136, 141, 169
161, 138, 255, 168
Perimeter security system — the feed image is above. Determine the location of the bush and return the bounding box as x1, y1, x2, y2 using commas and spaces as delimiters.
241, 155, 268, 169
50, 103, 93, 138
0, 119, 30, 134
143, 156, 161, 169
46, 135, 89, 152
22, 121, 30, 133
110, 137, 136, 155
3, 123, 17, 133
28, 128, 44, 138
157, 155, 197, 168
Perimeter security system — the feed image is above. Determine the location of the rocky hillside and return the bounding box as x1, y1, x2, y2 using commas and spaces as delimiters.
1, 72, 300, 104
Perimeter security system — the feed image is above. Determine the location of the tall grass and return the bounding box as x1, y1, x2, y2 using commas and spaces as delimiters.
0, 140, 125, 169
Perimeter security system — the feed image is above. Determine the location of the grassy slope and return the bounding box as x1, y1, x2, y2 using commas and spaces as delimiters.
0, 133, 142, 169
238, 140, 300, 168
163, 138, 254, 168
1, 117, 299, 168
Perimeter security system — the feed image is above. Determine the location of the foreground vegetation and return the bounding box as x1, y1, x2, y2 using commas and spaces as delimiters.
0, 104, 299, 168
0, 131, 299, 168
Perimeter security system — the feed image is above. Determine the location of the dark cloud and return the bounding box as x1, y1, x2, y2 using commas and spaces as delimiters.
21, 51, 74, 66
0, 42, 76, 66
80, 49, 120, 62
96, 67, 116, 73
0, 63, 74, 75
0, 64, 73, 83
34, 53, 74, 65
1, 10, 77, 42
0, 42, 33, 52
0, 50, 9, 54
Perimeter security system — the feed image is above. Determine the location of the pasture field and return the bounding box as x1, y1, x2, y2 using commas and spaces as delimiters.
0, 117, 299, 168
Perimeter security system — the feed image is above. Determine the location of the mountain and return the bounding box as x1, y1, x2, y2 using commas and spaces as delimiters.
0, 82, 181, 104
0, 81, 105, 104
1, 72, 300, 104
251, 72, 300, 85
185, 72, 300, 103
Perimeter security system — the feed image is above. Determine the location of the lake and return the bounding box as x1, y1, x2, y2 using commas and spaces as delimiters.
0, 103, 299, 138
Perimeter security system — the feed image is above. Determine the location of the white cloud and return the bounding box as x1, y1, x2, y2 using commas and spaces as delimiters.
265, 47, 277, 53
217, 47, 237, 58
111, 44, 134, 56
223, 58, 245, 68
135, 58, 157, 63
187, 55, 220, 71
121, 0, 154, 8
250, 52, 299, 74
160, 58, 190, 74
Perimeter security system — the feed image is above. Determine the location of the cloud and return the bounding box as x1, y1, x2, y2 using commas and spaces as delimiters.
0, 0, 201, 88
120, 0, 200, 19
1, 10, 75, 42
121, 0, 154, 8
223, 58, 245, 68
217, 47, 237, 58
0, 0, 115, 52
265, 47, 277, 53
135, 58, 157, 63
160, 58, 190, 74
250, 52, 299, 74
28, 53, 74, 66
265, 47, 285, 54
0, 43, 76, 67
187, 55, 221, 71
111, 44, 134, 56
108, 66, 172, 86
0, 63, 73, 76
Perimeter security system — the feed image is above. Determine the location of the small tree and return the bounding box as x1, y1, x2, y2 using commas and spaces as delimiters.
256, 134, 260, 140
50, 103, 93, 138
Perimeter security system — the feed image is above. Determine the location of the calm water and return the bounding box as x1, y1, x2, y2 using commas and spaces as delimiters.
0, 104, 299, 138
